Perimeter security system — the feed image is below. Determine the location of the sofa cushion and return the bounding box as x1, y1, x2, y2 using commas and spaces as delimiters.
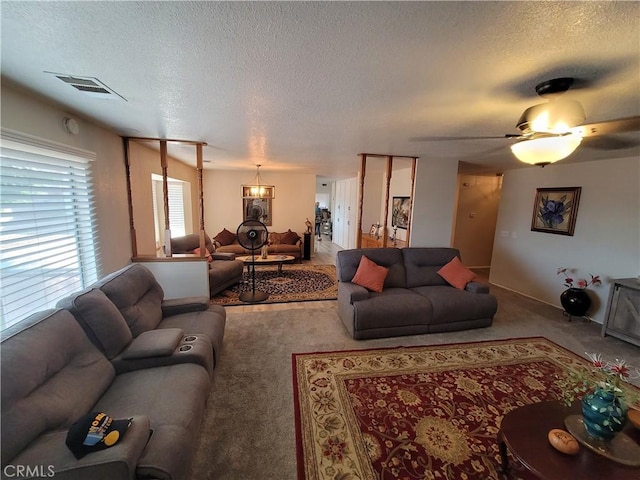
353, 291, 431, 331
351, 256, 389, 293
93, 363, 209, 480
437, 256, 476, 289
214, 228, 236, 246
281, 230, 300, 245
57, 288, 133, 360
336, 248, 406, 289
93, 264, 164, 337
402, 247, 461, 288
171, 232, 215, 254
1, 309, 115, 466
411, 285, 497, 325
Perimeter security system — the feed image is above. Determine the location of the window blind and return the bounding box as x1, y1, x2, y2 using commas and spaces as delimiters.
0, 130, 100, 329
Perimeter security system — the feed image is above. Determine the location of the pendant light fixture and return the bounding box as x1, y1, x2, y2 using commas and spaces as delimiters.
242, 164, 275, 199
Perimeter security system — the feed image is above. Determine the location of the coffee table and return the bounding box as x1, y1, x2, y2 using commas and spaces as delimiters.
498, 401, 640, 479
236, 254, 295, 276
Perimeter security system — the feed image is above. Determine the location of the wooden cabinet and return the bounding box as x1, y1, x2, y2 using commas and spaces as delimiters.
601, 278, 640, 347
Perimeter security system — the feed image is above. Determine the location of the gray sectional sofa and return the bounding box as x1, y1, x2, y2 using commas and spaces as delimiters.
170, 232, 244, 297
336, 247, 498, 339
1, 263, 226, 480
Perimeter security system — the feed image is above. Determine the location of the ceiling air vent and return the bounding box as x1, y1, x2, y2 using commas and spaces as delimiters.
46, 72, 126, 101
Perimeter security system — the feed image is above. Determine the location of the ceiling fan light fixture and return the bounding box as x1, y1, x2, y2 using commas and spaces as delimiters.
242, 164, 275, 199
510, 134, 582, 167
516, 100, 586, 134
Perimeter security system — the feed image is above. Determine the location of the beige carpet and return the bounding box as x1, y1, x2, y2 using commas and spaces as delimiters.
211, 264, 337, 306
189, 287, 640, 480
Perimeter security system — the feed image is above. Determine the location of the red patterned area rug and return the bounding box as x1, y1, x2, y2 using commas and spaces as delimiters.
211, 264, 337, 306
292, 337, 593, 480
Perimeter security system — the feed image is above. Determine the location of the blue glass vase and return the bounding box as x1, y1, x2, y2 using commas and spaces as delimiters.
581, 387, 627, 440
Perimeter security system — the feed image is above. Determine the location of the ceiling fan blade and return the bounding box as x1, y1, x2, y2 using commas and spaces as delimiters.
581, 135, 640, 151
572, 116, 640, 137
409, 134, 521, 142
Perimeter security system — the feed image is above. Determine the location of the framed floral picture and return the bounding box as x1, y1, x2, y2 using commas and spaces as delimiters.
531, 187, 581, 236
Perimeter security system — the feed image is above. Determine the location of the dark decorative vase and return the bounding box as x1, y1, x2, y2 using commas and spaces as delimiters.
581, 387, 627, 441
560, 288, 591, 317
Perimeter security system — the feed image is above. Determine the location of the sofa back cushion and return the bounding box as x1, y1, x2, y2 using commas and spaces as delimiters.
57, 288, 133, 359
171, 232, 215, 254
93, 264, 164, 337
402, 248, 461, 288
1, 309, 115, 466
336, 248, 406, 288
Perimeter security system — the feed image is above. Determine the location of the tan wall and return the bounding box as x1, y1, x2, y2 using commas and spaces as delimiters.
452, 174, 502, 267
0, 84, 131, 276
127, 141, 199, 255
203, 170, 316, 238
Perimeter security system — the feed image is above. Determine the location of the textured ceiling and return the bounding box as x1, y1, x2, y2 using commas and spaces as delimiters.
1, 1, 639, 180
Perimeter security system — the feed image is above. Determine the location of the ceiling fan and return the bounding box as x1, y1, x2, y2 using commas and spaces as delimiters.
412, 77, 640, 167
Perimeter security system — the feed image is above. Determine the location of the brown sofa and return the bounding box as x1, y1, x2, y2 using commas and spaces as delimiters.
213, 228, 304, 263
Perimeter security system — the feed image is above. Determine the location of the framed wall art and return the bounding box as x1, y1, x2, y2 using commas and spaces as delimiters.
531, 187, 581, 236
243, 198, 272, 226
392, 196, 410, 229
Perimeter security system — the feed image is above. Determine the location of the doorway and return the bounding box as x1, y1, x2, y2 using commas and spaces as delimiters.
451, 173, 503, 271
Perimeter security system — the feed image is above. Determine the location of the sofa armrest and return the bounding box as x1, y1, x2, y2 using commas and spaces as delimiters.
211, 252, 236, 261
6, 415, 151, 480
161, 297, 209, 317
120, 328, 183, 359
465, 281, 490, 294
339, 282, 370, 303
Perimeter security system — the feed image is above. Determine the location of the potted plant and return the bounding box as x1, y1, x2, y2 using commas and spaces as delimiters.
557, 353, 639, 441
557, 267, 601, 317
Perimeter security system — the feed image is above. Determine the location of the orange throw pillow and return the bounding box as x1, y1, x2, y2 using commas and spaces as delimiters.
437, 256, 476, 289
351, 255, 389, 293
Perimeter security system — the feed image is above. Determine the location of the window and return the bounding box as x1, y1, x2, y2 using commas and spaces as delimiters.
151, 174, 191, 248
0, 129, 100, 330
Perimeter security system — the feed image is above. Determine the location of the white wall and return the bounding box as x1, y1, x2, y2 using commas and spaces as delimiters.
490, 157, 640, 324
1, 84, 131, 275
410, 158, 459, 246
203, 170, 316, 237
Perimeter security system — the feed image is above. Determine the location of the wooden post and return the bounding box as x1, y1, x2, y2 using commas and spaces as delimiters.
196, 143, 206, 257
356, 153, 367, 248
160, 140, 171, 256
381, 155, 393, 248
123, 138, 138, 257
407, 157, 417, 246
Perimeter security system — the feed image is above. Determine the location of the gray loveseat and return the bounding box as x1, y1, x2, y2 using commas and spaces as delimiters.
336, 247, 498, 340
1, 263, 226, 480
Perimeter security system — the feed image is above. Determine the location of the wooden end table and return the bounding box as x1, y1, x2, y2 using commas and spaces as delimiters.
236, 254, 295, 276
498, 401, 640, 479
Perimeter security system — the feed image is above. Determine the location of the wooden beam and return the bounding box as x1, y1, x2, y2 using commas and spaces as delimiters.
406, 157, 418, 246
356, 153, 367, 248
381, 155, 393, 247
196, 143, 206, 257
126, 136, 208, 146
123, 138, 137, 257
